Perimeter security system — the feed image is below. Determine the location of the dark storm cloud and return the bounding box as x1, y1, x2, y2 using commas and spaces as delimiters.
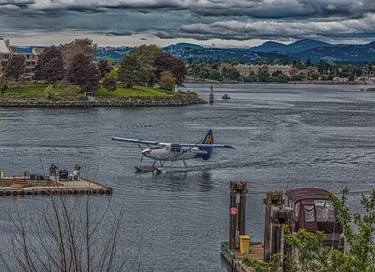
159, 14, 375, 41
0, 0, 375, 43
1, 0, 374, 18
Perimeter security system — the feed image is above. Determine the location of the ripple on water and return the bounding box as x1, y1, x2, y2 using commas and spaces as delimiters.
0, 83, 374, 271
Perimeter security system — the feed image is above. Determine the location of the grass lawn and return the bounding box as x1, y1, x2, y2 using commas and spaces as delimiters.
96, 85, 188, 99
0, 84, 195, 101
2, 85, 48, 98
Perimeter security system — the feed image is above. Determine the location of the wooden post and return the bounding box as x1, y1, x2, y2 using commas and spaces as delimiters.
264, 193, 272, 262
229, 181, 247, 250
239, 183, 247, 236
264, 192, 283, 262
282, 210, 293, 272
209, 85, 214, 104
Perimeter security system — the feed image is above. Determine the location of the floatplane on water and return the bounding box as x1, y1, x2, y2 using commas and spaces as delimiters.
112, 130, 234, 173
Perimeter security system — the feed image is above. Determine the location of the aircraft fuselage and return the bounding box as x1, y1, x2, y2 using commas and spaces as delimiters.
141, 144, 207, 161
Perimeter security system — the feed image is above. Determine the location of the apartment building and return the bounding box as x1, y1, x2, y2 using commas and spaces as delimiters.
0, 38, 11, 78
0, 37, 41, 78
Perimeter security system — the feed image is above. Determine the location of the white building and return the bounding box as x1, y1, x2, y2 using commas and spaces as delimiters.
0, 37, 40, 78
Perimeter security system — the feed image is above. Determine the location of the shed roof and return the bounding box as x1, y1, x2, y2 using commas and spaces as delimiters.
286, 188, 331, 203
0, 39, 11, 54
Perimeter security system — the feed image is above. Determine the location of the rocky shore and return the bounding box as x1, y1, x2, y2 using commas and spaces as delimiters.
0, 97, 206, 108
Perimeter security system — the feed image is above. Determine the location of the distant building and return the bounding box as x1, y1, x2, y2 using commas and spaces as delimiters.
268, 64, 294, 78
333, 77, 348, 83
0, 37, 41, 79
0, 38, 11, 78
235, 64, 294, 78
235, 64, 260, 76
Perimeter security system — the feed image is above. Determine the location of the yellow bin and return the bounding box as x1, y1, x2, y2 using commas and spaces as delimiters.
240, 235, 250, 254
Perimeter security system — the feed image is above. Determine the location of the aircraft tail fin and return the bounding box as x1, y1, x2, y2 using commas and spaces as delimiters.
200, 130, 214, 160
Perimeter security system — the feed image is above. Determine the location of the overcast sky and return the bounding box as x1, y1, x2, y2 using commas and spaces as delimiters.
0, 0, 374, 47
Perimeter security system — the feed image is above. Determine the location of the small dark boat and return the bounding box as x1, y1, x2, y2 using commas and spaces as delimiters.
285, 188, 345, 249
221, 93, 231, 100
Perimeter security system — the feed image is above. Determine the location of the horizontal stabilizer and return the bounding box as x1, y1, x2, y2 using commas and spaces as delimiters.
173, 143, 235, 149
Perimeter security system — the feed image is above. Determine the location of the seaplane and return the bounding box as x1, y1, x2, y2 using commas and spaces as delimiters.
112, 130, 234, 173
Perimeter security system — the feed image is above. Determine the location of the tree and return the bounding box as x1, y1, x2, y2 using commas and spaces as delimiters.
66, 53, 100, 92
0, 78, 8, 95
97, 59, 112, 78
34, 46, 64, 84
118, 53, 141, 88
118, 45, 161, 88
62, 38, 97, 68
258, 66, 270, 82
5, 55, 25, 81
0, 196, 137, 272
131, 45, 160, 87
221, 66, 241, 81
155, 52, 187, 86
102, 76, 117, 91
159, 71, 176, 91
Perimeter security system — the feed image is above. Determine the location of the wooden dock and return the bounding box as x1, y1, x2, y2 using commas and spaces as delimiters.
0, 174, 112, 197
221, 241, 265, 272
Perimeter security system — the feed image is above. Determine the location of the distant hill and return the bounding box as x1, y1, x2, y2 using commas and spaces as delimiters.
250, 41, 288, 53
92, 39, 375, 65
163, 43, 205, 51
251, 39, 332, 53
295, 42, 375, 64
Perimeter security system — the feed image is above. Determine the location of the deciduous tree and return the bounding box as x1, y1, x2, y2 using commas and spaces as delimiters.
5, 55, 25, 81
159, 71, 176, 91
155, 52, 186, 86
34, 46, 64, 84
62, 38, 97, 68
66, 53, 100, 92
102, 76, 117, 91
98, 59, 112, 78
118, 53, 141, 88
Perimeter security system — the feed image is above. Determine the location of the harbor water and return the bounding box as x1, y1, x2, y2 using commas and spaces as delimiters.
0, 83, 374, 271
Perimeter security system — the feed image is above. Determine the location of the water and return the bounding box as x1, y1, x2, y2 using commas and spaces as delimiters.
0, 83, 374, 271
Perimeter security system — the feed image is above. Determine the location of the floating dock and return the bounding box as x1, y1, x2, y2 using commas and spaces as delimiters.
221, 241, 264, 272
0, 172, 112, 197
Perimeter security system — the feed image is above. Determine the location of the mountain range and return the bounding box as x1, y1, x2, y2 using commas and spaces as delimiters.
250, 39, 332, 53
161, 39, 375, 65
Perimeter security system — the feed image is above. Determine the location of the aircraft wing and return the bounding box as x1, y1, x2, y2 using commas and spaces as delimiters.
173, 143, 235, 149
112, 137, 161, 145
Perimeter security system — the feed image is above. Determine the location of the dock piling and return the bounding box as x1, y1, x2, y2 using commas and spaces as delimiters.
209, 85, 214, 104
229, 181, 247, 250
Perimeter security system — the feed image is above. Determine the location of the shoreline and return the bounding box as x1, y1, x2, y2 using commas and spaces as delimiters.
185, 78, 368, 85
0, 97, 206, 108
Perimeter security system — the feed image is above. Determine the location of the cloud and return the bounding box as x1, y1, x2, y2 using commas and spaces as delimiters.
0, 0, 375, 45
0, 0, 372, 18
157, 13, 375, 41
